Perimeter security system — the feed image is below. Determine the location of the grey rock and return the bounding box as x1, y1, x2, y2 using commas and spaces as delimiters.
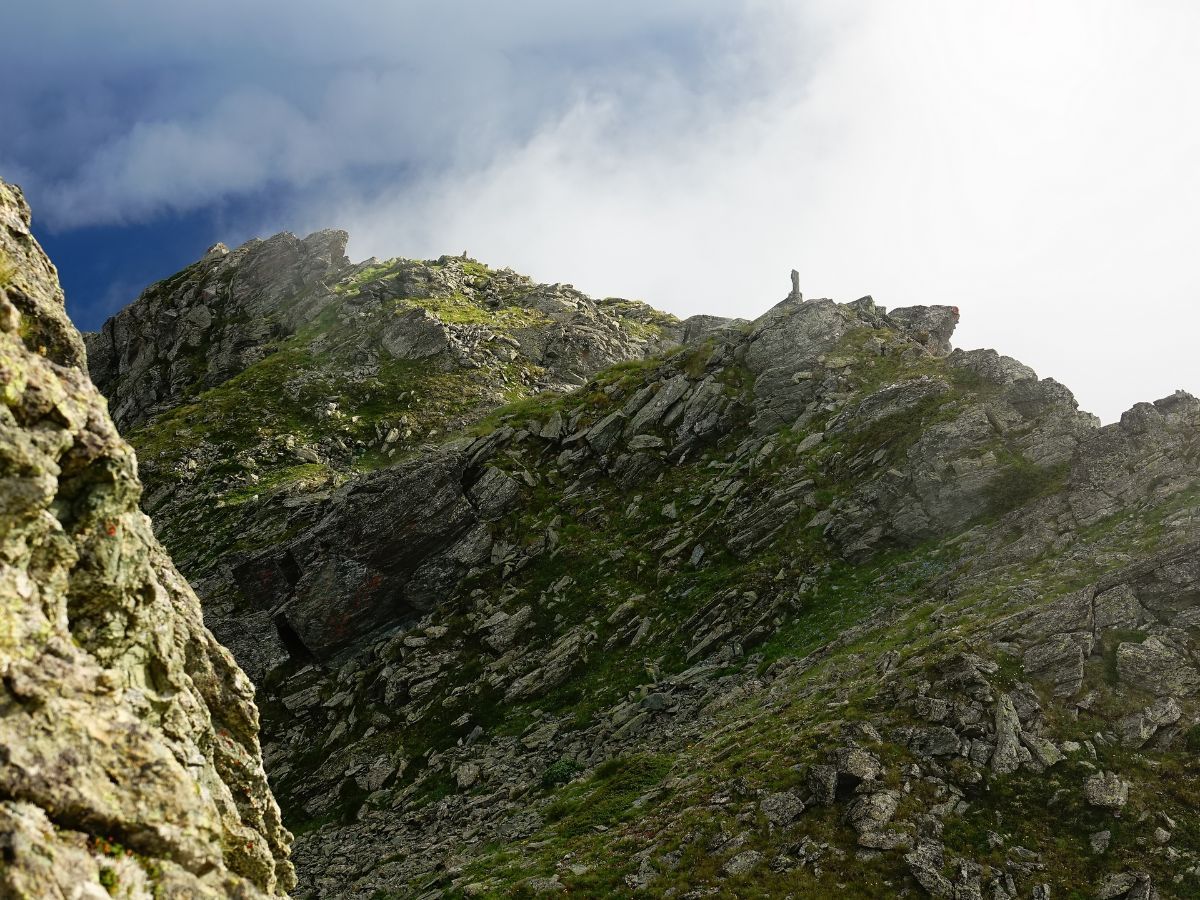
857, 829, 913, 851
886, 305, 960, 355
759, 791, 805, 827
1020, 732, 1064, 769
946, 348, 1036, 385
1116, 637, 1200, 696
1096, 872, 1156, 900
88, 227, 351, 430
796, 431, 824, 452
1093, 583, 1143, 634
1084, 772, 1129, 810
586, 410, 628, 455
0, 179, 293, 897
481, 605, 533, 653
905, 840, 953, 897
907, 725, 962, 758
833, 746, 883, 785
456, 762, 481, 790
627, 433, 666, 451
467, 466, 522, 520
627, 375, 691, 435
744, 298, 862, 431
808, 764, 839, 805
722, 849, 764, 877
276, 449, 485, 660
381, 307, 451, 359
991, 694, 1025, 774
1116, 697, 1181, 748
845, 789, 900, 836
1022, 634, 1089, 697
678, 313, 746, 344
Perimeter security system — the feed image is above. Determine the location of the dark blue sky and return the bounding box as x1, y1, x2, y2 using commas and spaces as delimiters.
37, 210, 222, 331
35, 186, 316, 330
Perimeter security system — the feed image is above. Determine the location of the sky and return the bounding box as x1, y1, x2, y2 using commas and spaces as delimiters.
3, 1, 1199, 422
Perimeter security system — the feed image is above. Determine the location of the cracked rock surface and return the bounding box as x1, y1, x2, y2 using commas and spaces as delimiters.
0, 179, 292, 898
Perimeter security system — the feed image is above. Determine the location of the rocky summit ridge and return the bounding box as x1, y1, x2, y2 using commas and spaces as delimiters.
4, 175, 1200, 900
81, 231, 729, 684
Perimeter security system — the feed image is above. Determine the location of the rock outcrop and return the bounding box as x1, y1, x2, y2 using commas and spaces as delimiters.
84, 238, 712, 433
86, 228, 352, 431
0, 179, 293, 898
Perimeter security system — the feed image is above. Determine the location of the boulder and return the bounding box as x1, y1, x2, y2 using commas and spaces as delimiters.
845, 789, 900, 836
1116, 637, 1200, 696
991, 694, 1026, 775
381, 307, 451, 359
886, 305, 960, 355
759, 791, 805, 827
1084, 772, 1130, 810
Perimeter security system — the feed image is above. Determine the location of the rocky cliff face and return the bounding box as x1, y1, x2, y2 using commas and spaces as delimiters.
85, 234, 727, 681
86, 230, 354, 432
0, 179, 293, 898
89, 223, 1200, 898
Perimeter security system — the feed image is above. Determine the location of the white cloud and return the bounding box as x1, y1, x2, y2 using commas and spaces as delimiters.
308, 0, 1200, 422
5, 0, 1199, 421
6, 0, 737, 225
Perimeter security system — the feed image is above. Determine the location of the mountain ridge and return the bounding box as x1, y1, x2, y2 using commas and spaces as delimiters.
70, 218, 1200, 898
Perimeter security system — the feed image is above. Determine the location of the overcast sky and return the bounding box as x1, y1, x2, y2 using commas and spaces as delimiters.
4, 1, 1198, 422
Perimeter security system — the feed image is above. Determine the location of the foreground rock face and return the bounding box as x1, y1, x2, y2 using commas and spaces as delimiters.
0, 179, 293, 897
90, 216, 1200, 896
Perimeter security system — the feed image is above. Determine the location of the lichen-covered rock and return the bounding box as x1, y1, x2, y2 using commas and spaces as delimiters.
1085, 772, 1130, 810
0, 181, 85, 367
886, 304, 960, 355
0, 178, 292, 898
1116, 635, 1200, 696
759, 790, 805, 827
744, 297, 865, 432
990, 694, 1027, 774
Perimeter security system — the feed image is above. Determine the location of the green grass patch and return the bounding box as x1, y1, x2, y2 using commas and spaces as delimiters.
543, 753, 673, 838
984, 451, 1070, 516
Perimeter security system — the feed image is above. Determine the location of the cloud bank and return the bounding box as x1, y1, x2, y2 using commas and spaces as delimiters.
3, 0, 735, 226
4, 0, 1199, 421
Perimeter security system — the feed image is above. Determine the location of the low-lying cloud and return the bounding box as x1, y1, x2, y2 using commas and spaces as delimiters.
307, 2, 1200, 423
